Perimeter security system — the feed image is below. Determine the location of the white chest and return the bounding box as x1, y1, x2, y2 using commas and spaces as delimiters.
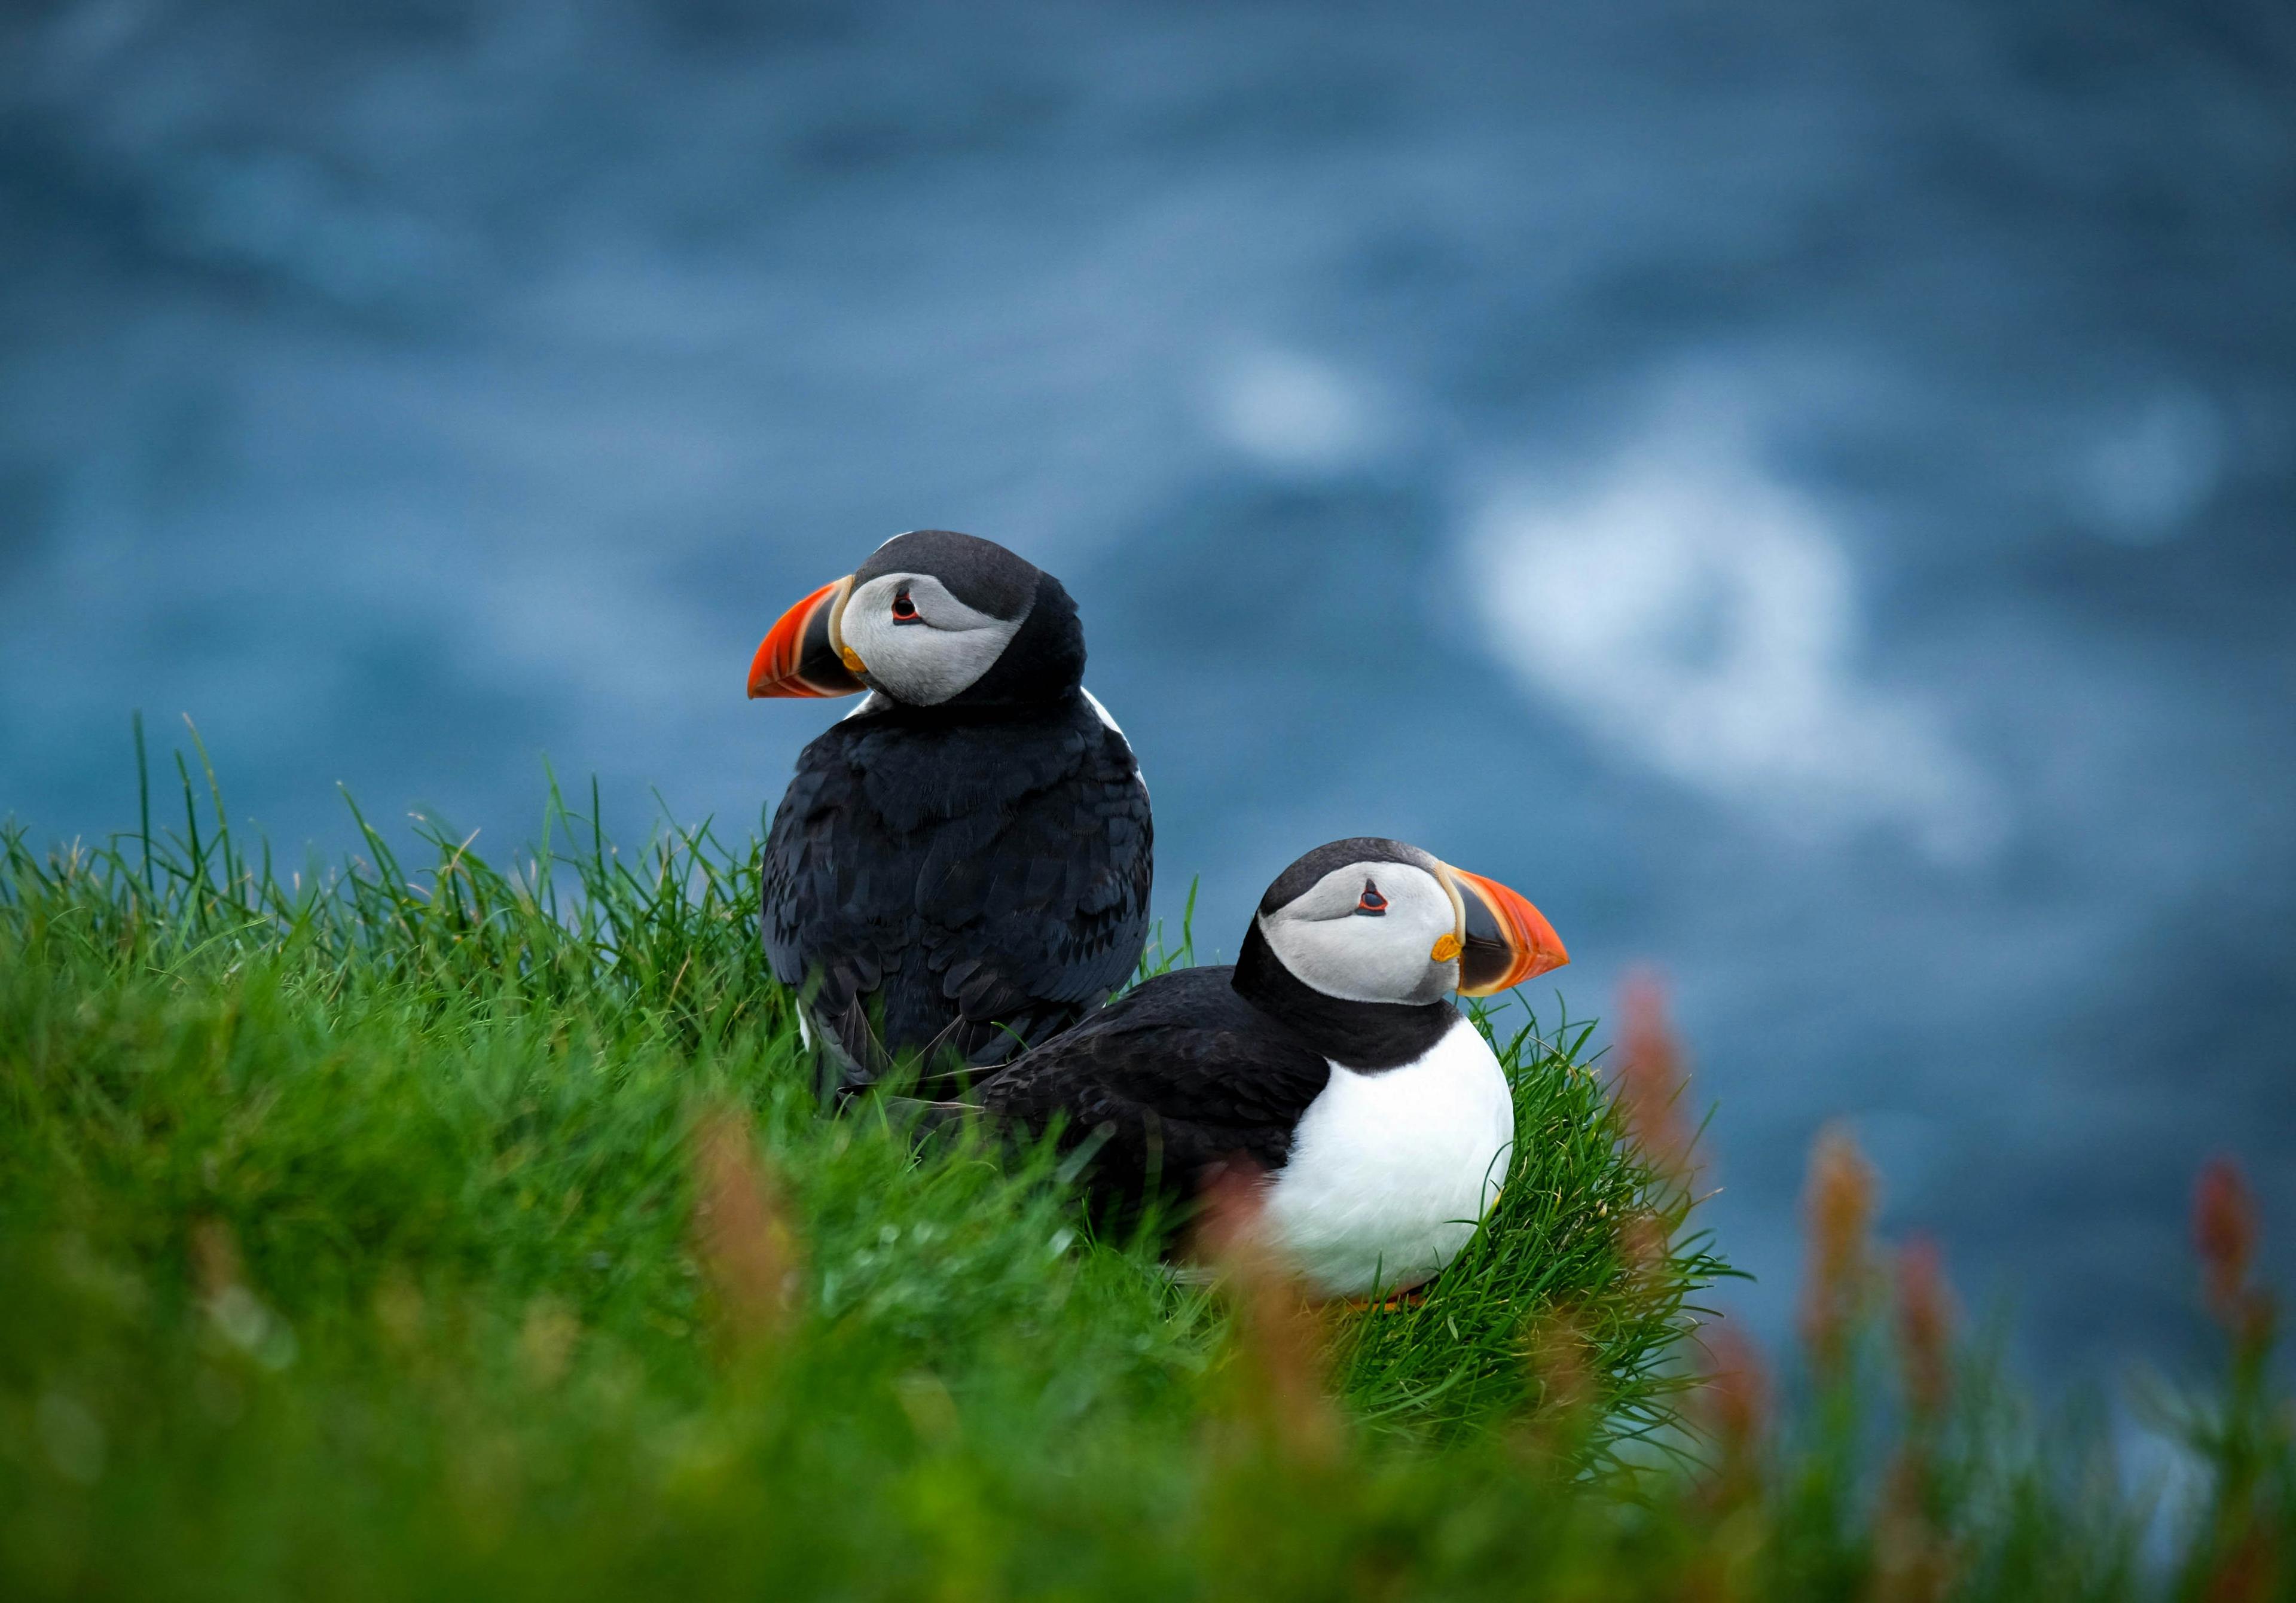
1260, 1018, 1516, 1299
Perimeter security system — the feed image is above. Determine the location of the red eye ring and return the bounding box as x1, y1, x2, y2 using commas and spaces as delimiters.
891, 594, 918, 620
1355, 882, 1388, 915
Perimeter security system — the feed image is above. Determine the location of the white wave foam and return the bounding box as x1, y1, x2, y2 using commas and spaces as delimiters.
1207, 347, 1387, 477
1465, 407, 2001, 860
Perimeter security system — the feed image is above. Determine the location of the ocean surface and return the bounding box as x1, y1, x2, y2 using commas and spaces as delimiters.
5, 0, 2293, 1379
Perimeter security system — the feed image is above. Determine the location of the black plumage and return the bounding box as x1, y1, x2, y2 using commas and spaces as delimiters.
756, 533, 1152, 1093
967, 836, 1564, 1294
971, 865, 1473, 1215
974, 964, 1336, 1201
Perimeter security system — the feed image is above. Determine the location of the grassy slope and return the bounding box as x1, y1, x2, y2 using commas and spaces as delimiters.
1, 750, 2287, 1600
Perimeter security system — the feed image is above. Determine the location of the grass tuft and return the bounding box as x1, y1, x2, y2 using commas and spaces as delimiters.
1, 735, 2288, 1599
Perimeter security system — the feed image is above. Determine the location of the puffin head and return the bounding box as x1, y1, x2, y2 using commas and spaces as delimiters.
1250, 837, 1568, 1005
747, 530, 1085, 709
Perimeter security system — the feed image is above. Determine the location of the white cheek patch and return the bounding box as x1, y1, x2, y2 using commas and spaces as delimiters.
839, 573, 1025, 706
1259, 865, 1460, 1005
1269, 912, 1454, 1004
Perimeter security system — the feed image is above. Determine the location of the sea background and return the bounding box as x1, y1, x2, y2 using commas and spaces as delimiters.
4, 0, 2292, 1387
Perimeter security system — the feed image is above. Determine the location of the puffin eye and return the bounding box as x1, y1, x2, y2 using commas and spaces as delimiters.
1354, 881, 1387, 916
890, 593, 919, 622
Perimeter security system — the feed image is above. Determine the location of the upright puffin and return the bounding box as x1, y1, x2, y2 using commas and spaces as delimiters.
748, 530, 1152, 1096
973, 837, 1566, 1300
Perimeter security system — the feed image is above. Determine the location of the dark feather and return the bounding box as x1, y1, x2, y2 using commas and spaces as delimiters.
761, 688, 1152, 1092
975, 966, 1333, 1214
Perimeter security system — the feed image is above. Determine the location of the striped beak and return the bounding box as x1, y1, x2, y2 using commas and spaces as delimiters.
747, 576, 866, 699
1443, 865, 1569, 996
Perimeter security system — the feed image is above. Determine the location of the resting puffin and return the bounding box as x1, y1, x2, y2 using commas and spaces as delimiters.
747, 530, 1152, 1096
973, 837, 1567, 1300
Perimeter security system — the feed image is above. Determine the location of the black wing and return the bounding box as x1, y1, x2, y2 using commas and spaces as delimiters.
760, 694, 1153, 1085
976, 966, 1331, 1204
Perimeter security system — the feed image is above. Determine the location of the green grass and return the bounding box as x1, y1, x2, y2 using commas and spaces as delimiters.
1, 732, 2288, 1600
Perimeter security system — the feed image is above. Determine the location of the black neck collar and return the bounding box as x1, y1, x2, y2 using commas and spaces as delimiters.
1231, 924, 1460, 1072
865, 686, 1084, 729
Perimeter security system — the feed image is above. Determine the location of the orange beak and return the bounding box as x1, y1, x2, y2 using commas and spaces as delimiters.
1444, 866, 1569, 996
747, 576, 865, 699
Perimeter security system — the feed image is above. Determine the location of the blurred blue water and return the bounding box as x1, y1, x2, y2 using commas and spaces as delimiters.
4, 0, 2292, 1376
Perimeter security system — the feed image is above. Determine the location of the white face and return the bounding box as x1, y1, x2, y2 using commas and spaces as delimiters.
833, 572, 1028, 706
1256, 859, 1465, 1006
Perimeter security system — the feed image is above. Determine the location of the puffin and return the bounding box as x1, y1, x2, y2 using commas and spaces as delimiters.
747, 529, 1153, 1097
972, 836, 1568, 1300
